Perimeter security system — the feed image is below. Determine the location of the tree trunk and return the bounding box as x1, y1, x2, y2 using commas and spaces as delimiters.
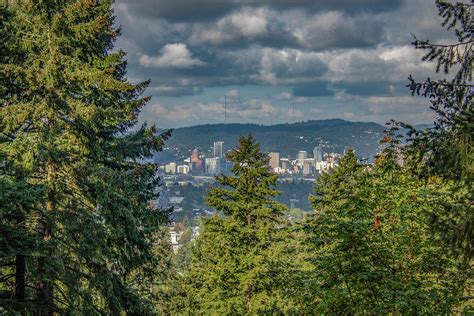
15, 214, 26, 303
37, 162, 55, 316
15, 253, 25, 302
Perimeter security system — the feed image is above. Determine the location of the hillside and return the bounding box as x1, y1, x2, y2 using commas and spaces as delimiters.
157, 119, 386, 161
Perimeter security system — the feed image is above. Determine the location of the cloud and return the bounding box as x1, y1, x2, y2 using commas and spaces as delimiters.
259, 48, 328, 84
342, 112, 356, 120
276, 92, 309, 104
117, 0, 445, 127
191, 7, 268, 45
121, 0, 403, 22
293, 97, 309, 104
277, 92, 292, 101
148, 85, 203, 97
190, 7, 299, 48
292, 83, 333, 97
225, 89, 240, 99
292, 11, 385, 50
139, 43, 205, 68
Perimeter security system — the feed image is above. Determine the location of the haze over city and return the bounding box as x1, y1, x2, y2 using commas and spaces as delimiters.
114, 0, 446, 128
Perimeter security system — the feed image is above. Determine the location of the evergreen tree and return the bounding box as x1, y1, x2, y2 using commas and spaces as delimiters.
402, 0, 473, 259
0, 1, 171, 314
0, 2, 41, 310
179, 134, 307, 314
306, 146, 467, 313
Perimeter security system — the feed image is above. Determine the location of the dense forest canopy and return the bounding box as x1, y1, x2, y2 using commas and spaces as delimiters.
0, 0, 472, 314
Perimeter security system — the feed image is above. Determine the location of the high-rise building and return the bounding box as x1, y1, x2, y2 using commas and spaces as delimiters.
213, 141, 224, 159
280, 158, 290, 171
313, 146, 323, 162
303, 158, 314, 175
205, 157, 221, 175
268, 152, 280, 170
297, 151, 307, 164
191, 149, 203, 174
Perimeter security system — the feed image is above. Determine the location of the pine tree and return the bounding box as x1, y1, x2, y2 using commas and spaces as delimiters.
0, 2, 41, 310
179, 134, 306, 314
0, 1, 171, 314
306, 146, 467, 313
402, 0, 473, 259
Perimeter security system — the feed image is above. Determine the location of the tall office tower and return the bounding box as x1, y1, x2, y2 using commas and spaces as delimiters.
297, 151, 307, 164
280, 158, 290, 171
191, 149, 203, 174
191, 149, 199, 161
205, 157, 221, 175
303, 158, 314, 176
213, 141, 224, 158
268, 152, 280, 170
313, 146, 323, 162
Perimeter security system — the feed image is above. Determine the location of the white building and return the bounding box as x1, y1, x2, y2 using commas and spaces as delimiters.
268, 152, 280, 169
177, 165, 189, 174
273, 167, 284, 174
297, 151, 307, 164
205, 157, 221, 175
165, 162, 177, 174
213, 141, 224, 158
169, 229, 182, 253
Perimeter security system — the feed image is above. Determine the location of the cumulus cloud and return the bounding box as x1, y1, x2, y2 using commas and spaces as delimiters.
291, 11, 385, 50
139, 43, 205, 68
259, 48, 328, 84
277, 92, 292, 101
277, 92, 309, 104
191, 7, 268, 45
116, 0, 445, 126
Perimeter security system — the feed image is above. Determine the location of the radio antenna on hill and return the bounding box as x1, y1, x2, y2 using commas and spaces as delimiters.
224, 93, 227, 124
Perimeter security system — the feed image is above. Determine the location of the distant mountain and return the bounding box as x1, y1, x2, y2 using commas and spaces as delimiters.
156, 119, 386, 162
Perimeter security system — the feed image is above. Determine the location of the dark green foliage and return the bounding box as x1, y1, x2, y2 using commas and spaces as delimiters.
403, 0, 473, 260
303, 1, 473, 312
0, 1, 171, 314
306, 147, 467, 313
178, 134, 308, 314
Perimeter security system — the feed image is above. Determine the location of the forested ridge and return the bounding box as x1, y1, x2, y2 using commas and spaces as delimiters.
163, 119, 385, 160
0, 0, 472, 314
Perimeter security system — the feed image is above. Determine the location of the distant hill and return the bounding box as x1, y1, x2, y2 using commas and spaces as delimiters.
156, 119, 386, 162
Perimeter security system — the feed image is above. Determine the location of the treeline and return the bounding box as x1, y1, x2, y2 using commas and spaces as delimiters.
165, 119, 384, 160
0, 0, 472, 315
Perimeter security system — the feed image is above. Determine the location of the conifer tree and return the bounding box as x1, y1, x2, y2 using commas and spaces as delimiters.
180, 134, 306, 314
402, 0, 473, 259
0, 1, 170, 314
0, 2, 41, 310
306, 146, 467, 313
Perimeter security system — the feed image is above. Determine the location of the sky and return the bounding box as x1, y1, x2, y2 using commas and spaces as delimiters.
113, 0, 451, 128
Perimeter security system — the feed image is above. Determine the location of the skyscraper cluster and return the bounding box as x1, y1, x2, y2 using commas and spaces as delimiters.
162, 141, 228, 176
268, 146, 339, 177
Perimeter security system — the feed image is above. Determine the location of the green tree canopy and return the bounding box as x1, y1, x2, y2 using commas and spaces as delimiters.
0, 1, 171, 314
306, 147, 467, 313
178, 134, 307, 314
403, 0, 473, 259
